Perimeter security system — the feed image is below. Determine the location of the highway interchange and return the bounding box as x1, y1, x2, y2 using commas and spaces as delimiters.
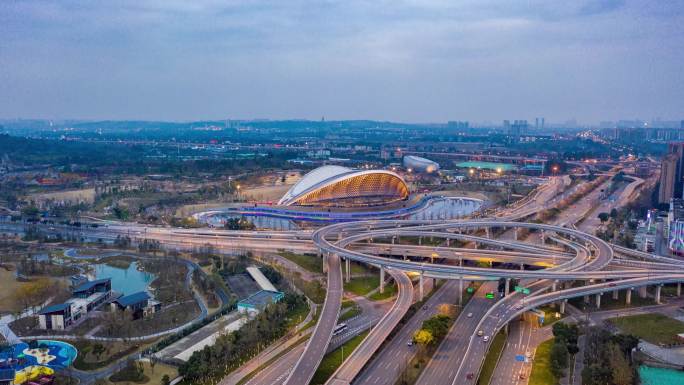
2, 175, 680, 385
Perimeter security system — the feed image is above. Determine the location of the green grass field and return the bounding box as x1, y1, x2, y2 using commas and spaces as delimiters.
368, 282, 397, 301
311, 330, 370, 384
344, 276, 379, 296
478, 329, 507, 385
608, 313, 684, 345
278, 251, 322, 273
529, 339, 558, 385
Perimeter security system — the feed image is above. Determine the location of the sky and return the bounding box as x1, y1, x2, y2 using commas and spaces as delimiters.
1, 0, 683, 124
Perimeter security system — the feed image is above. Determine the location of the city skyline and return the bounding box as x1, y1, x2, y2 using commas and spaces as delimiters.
1, 1, 683, 123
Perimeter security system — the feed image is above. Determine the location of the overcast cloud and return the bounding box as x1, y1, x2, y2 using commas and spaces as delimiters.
0, 0, 682, 123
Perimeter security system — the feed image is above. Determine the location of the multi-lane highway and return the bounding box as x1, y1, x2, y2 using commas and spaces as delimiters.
284, 253, 343, 385
326, 269, 413, 385
3, 174, 677, 385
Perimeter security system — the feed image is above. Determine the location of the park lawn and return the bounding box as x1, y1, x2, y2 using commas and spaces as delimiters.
529, 339, 558, 385
349, 261, 374, 276
311, 330, 370, 384
107, 361, 177, 384
368, 282, 397, 301
608, 313, 684, 345
0, 268, 24, 314
285, 300, 310, 329
278, 251, 322, 273
0, 269, 67, 316
344, 276, 379, 296
478, 329, 507, 385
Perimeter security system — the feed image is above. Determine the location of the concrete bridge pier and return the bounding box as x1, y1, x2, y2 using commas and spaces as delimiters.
656, 285, 662, 304
485, 227, 490, 239
418, 236, 422, 246
505, 278, 511, 296
459, 275, 464, 305
552, 280, 558, 292
380, 267, 385, 294
323, 252, 329, 273
391, 236, 395, 244
612, 289, 619, 300
345, 258, 351, 283
419, 272, 424, 301
514, 228, 519, 241
638, 286, 648, 299
446, 238, 450, 247
678, 283, 682, 297
541, 230, 546, 243
520, 263, 525, 271
596, 293, 602, 309
560, 300, 567, 314
583, 294, 590, 304
626, 289, 632, 305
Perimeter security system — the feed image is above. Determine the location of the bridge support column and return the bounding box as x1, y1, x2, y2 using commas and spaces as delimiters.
514, 228, 519, 241
626, 289, 632, 305
459, 276, 464, 305
541, 230, 546, 244
584, 294, 590, 304
380, 267, 385, 294
596, 293, 601, 309
419, 272, 424, 301
485, 228, 490, 239
560, 300, 567, 314
505, 278, 511, 296
678, 283, 682, 297
656, 285, 662, 304
391, 236, 395, 245
418, 236, 422, 246
323, 253, 329, 273
446, 238, 450, 247
520, 263, 525, 271
345, 258, 351, 283
612, 290, 619, 300
552, 280, 558, 292
638, 286, 648, 299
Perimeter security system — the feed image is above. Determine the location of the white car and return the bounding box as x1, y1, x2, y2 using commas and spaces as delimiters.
467, 312, 473, 318
483, 336, 490, 342
477, 330, 484, 337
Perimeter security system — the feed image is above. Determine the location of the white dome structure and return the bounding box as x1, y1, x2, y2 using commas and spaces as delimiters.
278, 165, 409, 207
403, 155, 440, 173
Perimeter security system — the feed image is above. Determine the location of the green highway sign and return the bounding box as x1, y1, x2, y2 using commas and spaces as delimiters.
514, 286, 531, 295
467, 287, 475, 294
485, 292, 495, 299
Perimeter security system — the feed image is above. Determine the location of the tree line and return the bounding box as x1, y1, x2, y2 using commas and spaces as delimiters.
178, 292, 307, 383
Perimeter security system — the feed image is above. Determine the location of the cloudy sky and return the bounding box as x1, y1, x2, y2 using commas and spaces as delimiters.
1, 0, 682, 123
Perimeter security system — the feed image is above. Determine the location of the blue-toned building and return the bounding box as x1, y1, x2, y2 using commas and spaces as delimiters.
111, 291, 161, 319
237, 290, 284, 315
37, 303, 73, 330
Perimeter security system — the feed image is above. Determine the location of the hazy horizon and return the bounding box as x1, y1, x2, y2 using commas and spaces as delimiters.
1, 1, 683, 123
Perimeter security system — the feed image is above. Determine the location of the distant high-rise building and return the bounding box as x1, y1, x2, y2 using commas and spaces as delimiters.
659, 153, 678, 204
534, 118, 545, 130
506, 120, 527, 138
447, 121, 469, 131
659, 142, 684, 204
681, 120, 684, 130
